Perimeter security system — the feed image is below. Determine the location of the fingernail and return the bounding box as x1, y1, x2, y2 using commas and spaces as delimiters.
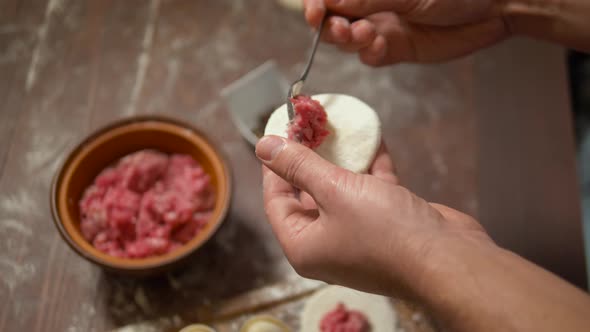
353, 20, 371, 32
332, 16, 349, 28
256, 136, 286, 162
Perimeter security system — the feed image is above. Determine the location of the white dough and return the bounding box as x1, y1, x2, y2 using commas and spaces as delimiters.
242, 321, 287, 332
241, 315, 291, 332
264, 94, 382, 173
300, 286, 397, 332
276, 0, 304, 11
178, 324, 216, 332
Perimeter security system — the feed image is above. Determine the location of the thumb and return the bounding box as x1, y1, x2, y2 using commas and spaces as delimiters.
255, 135, 343, 200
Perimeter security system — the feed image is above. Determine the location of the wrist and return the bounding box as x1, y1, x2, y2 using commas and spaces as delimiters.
405, 234, 504, 328
405, 232, 590, 331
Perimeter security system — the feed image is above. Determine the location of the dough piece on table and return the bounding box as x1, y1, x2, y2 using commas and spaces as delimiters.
264, 94, 382, 173
178, 324, 216, 332
277, 0, 304, 11
300, 286, 397, 332
240, 315, 291, 332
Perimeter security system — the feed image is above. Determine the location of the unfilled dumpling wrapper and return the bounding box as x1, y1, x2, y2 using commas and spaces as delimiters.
301, 286, 397, 332
240, 315, 291, 332
276, 0, 304, 11
178, 324, 216, 332
264, 94, 382, 173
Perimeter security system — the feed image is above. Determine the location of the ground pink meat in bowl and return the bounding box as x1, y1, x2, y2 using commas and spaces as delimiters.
80, 150, 215, 259
287, 95, 329, 149
320, 303, 371, 332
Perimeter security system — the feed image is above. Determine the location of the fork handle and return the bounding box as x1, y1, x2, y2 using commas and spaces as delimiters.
287, 13, 328, 121
298, 13, 328, 83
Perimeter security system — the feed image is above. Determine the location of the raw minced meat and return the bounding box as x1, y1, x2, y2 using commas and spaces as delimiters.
287, 95, 329, 149
80, 150, 215, 259
320, 303, 371, 332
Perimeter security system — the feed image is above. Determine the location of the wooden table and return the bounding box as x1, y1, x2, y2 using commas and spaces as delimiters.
0, 1, 586, 331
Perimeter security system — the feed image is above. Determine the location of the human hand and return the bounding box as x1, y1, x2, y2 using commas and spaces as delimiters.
303, 0, 510, 66
256, 135, 492, 298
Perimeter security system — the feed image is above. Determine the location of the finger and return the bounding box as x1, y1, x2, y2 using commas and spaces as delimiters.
262, 164, 295, 198
262, 165, 317, 243
322, 16, 352, 44
337, 19, 378, 52
299, 191, 318, 210
262, 164, 319, 210
304, 0, 326, 29
262, 165, 300, 221
369, 141, 399, 184
304, 0, 350, 44
358, 34, 388, 66
324, 0, 416, 17
360, 12, 408, 65
256, 135, 346, 205
351, 19, 377, 46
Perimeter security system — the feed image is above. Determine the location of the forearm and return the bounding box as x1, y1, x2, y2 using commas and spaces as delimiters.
501, 0, 590, 51
411, 236, 590, 331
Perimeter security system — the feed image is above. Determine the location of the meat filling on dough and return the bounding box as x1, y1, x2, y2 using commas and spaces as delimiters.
287, 95, 330, 149
320, 303, 371, 332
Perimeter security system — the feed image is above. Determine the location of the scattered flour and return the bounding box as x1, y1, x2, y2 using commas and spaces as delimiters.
124, 0, 161, 115
0, 258, 36, 292
134, 287, 154, 314
0, 190, 40, 217
65, 302, 97, 332
0, 218, 33, 237
26, 0, 67, 91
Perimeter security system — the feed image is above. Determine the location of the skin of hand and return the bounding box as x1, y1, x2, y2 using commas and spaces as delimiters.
256, 135, 491, 298
257, 135, 590, 331
303, 0, 590, 66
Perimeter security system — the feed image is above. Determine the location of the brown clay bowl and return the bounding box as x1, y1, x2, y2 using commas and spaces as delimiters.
51, 116, 231, 276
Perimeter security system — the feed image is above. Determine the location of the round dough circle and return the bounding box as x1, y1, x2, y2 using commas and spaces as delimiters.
241, 315, 291, 332
264, 94, 382, 173
276, 0, 304, 11
300, 286, 397, 332
178, 324, 216, 332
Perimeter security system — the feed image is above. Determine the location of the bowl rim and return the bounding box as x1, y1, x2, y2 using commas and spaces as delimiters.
50, 115, 232, 271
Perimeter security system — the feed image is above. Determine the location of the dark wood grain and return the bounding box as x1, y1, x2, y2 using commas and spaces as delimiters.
0, 1, 586, 331
0, 0, 47, 182
0, 1, 52, 331
475, 38, 587, 288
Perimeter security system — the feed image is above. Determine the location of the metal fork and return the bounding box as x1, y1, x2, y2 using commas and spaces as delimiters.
287, 14, 328, 122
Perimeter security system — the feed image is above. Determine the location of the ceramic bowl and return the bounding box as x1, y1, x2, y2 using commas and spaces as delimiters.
51, 116, 231, 276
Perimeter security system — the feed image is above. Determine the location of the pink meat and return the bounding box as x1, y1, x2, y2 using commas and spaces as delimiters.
320, 303, 371, 332
287, 95, 329, 149
79, 150, 216, 259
